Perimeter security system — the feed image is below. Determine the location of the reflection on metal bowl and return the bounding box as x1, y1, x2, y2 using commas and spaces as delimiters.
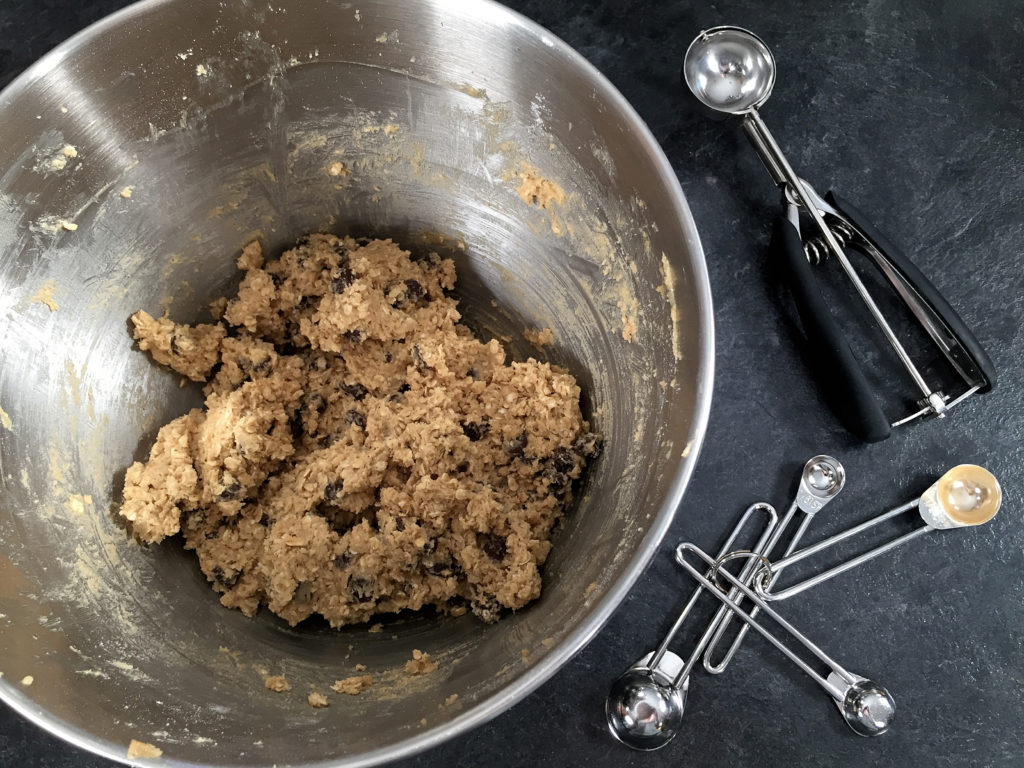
0, 0, 713, 764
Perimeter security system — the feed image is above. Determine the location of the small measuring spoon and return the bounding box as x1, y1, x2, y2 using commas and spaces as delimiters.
829, 673, 897, 737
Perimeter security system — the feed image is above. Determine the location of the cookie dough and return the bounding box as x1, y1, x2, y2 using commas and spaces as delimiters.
405, 649, 437, 675
120, 235, 600, 627
332, 674, 373, 694
264, 675, 291, 692
126, 740, 162, 759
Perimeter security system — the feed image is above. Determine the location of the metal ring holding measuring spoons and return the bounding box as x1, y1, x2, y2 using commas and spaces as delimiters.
706, 550, 772, 592
676, 543, 896, 737
640, 502, 778, 681
703, 456, 846, 675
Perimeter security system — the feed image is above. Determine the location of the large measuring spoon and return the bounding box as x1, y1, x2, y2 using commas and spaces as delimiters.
606, 651, 687, 750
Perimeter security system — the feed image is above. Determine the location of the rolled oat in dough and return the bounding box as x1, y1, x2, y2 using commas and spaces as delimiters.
121, 235, 600, 627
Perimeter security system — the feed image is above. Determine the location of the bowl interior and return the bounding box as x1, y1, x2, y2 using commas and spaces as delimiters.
0, 1, 711, 765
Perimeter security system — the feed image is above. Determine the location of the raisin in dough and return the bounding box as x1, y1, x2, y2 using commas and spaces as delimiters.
121, 235, 600, 627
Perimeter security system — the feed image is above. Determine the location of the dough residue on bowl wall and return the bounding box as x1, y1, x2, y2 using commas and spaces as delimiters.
31, 280, 59, 312
523, 327, 554, 347
264, 675, 291, 692
0, 404, 13, 431
126, 739, 163, 759
332, 674, 373, 695
659, 252, 683, 361
515, 164, 565, 210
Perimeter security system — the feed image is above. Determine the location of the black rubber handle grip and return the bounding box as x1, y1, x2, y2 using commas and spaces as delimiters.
770, 215, 892, 442
826, 190, 996, 393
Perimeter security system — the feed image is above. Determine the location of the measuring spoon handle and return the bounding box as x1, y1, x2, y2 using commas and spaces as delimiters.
769, 214, 892, 442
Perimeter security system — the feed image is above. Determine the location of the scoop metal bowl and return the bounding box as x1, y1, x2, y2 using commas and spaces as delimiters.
0, 1, 713, 765
683, 26, 777, 115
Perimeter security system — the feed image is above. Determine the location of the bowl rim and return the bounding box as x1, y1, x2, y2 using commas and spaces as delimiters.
0, 0, 715, 765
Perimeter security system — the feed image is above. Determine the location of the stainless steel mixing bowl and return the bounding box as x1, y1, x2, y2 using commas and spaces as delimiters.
0, 0, 713, 765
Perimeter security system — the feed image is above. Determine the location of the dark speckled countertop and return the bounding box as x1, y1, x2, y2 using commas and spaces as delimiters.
2, 1, 1022, 766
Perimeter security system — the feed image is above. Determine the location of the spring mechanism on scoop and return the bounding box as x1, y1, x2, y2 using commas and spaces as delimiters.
803, 220, 856, 265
